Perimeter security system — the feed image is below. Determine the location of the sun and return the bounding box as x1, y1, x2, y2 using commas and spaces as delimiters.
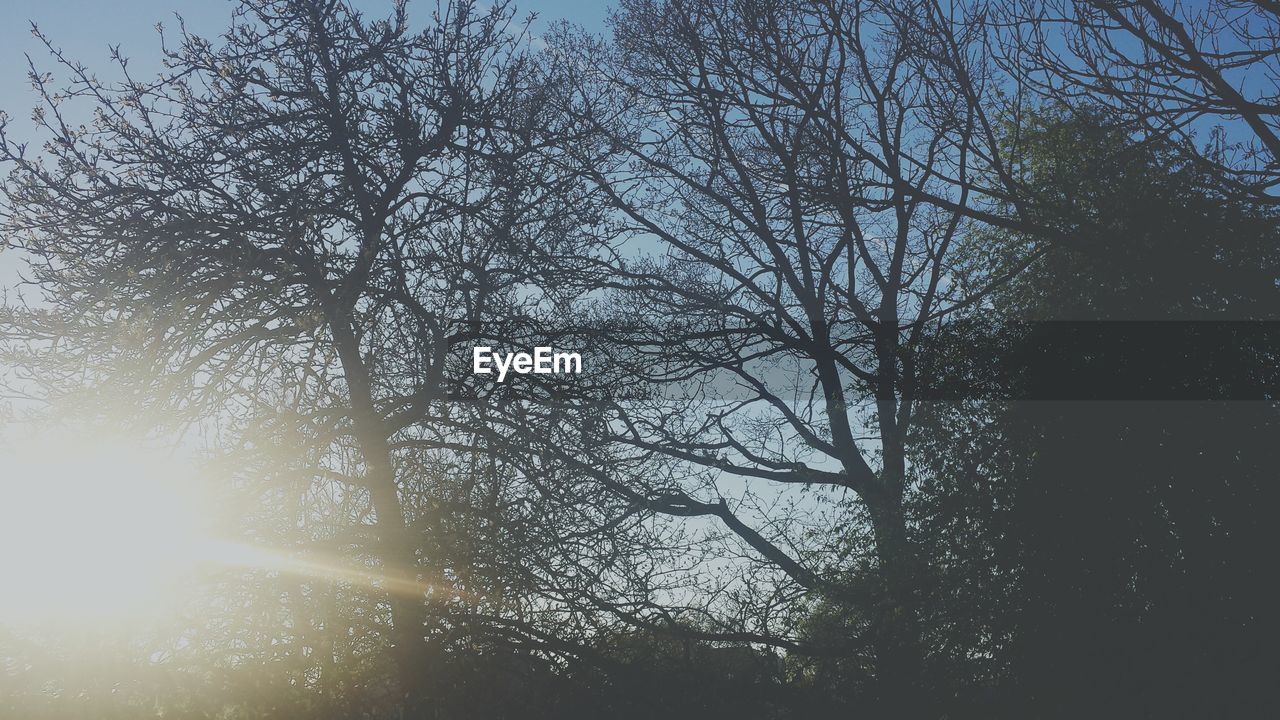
0, 432, 211, 626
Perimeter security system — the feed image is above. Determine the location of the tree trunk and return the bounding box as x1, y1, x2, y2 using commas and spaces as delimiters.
362, 442, 435, 717
867, 495, 928, 718
326, 306, 435, 717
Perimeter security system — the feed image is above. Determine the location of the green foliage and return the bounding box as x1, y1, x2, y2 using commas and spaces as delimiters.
905, 110, 1280, 717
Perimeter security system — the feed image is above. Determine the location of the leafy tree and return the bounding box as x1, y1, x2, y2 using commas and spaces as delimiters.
907, 110, 1280, 717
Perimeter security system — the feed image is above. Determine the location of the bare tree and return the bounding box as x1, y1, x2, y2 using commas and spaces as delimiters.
994, 0, 1280, 200
553, 0, 1024, 710
0, 0, 607, 712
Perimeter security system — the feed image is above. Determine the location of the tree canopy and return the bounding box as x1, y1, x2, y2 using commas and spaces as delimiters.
0, 1, 1275, 718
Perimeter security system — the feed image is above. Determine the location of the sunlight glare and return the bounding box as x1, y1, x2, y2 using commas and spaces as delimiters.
0, 433, 210, 625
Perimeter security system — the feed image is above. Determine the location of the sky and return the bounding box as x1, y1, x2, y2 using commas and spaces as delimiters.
0, 0, 608, 140
0, 0, 609, 286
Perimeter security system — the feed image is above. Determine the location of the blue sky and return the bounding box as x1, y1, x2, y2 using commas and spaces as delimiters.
0, 0, 608, 286
0, 1, 607, 129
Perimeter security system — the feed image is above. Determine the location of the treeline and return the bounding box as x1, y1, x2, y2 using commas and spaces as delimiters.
1, 1, 1276, 718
